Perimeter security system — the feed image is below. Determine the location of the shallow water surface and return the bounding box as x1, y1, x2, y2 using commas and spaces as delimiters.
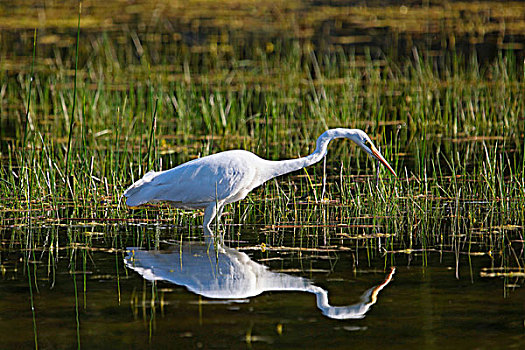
1, 226, 524, 349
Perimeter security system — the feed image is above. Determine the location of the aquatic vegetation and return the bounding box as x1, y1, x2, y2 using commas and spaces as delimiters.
1, 33, 523, 260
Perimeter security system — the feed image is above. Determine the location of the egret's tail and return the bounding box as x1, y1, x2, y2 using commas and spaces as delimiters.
123, 171, 159, 207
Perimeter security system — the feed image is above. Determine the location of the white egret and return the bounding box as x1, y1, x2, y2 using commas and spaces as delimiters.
124, 128, 396, 236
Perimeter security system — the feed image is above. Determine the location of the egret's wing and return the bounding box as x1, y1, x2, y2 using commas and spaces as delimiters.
124, 151, 260, 208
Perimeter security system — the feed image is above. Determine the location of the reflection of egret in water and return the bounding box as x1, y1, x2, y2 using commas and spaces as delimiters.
124, 243, 395, 320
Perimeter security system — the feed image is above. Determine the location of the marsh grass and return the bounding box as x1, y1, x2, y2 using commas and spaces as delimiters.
0, 1, 524, 287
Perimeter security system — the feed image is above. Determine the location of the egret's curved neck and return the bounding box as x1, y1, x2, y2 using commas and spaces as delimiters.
265, 129, 355, 179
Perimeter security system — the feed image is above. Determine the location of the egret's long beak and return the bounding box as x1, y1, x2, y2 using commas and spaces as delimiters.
370, 145, 397, 177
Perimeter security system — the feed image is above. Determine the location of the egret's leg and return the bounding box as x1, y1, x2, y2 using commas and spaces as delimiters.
215, 205, 226, 244
203, 203, 226, 234
216, 205, 224, 226
203, 202, 225, 246
203, 203, 218, 237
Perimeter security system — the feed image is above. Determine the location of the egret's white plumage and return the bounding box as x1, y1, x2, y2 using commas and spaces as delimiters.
124, 128, 396, 236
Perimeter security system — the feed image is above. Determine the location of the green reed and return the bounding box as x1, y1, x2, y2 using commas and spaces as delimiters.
0, 23, 523, 272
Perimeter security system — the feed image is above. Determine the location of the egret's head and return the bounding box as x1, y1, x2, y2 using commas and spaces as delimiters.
350, 130, 397, 177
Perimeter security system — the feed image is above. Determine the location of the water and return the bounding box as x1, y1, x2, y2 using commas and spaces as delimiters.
1, 225, 524, 349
